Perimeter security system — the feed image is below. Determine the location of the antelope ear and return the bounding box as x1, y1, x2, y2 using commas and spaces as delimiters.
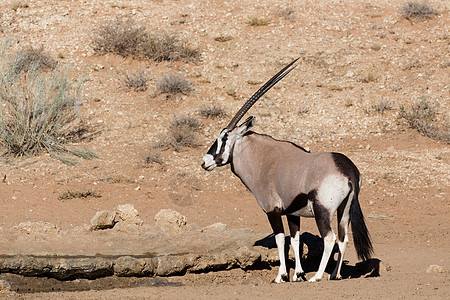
236, 116, 255, 136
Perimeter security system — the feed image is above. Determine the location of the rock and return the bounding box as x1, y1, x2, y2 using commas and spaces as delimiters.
114, 256, 156, 277
0, 255, 113, 280
202, 222, 227, 232
154, 209, 187, 233
426, 264, 446, 274
112, 221, 141, 234
0, 280, 12, 294
90, 210, 116, 230
116, 204, 143, 226
14, 221, 61, 235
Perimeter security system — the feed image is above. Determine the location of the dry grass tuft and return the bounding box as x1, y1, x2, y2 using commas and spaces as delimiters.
155, 115, 201, 151
13, 46, 57, 74
156, 73, 193, 96
139, 149, 163, 167
248, 16, 271, 26
399, 99, 449, 142
371, 98, 394, 114
58, 189, 101, 201
91, 18, 200, 62
0, 41, 96, 164
277, 7, 296, 20
124, 70, 149, 92
401, 1, 438, 22
198, 102, 226, 119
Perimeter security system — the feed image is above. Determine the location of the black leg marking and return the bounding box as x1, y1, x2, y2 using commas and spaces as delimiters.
287, 215, 300, 237
267, 208, 284, 234
313, 202, 332, 237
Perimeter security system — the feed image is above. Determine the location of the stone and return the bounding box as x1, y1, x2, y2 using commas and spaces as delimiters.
90, 210, 116, 230
155, 209, 187, 228
202, 222, 227, 232
114, 256, 156, 277
0, 280, 12, 294
426, 264, 446, 274
116, 204, 143, 226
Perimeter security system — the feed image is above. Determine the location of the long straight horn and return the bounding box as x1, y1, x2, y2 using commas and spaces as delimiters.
225, 57, 300, 130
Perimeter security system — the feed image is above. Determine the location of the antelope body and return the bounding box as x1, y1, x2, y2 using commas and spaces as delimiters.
202, 59, 373, 283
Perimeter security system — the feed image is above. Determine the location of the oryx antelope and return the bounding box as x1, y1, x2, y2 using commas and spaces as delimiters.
201, 58, 373, 283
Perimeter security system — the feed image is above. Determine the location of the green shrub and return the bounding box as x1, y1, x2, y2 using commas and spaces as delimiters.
0, 42, 95, 164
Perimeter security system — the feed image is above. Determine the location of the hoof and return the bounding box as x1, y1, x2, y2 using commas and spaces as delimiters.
273, 274, 289, 284
308, 276, 321, 283
329, 274, 342, 281
292, 272, 307, 282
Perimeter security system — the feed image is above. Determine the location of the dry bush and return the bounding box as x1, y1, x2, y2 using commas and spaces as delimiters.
399, 99, 449, 142
371, 98, 394, 114
139, 149, 163, 167
277, 7, 296, 20
156, 73, 193, 96
401, 1, 438, 22
124, 70, 149, 92
91, 18, 200, 62
58, 189, 101, 201
198, 102, 226, 119
0, 41, 96, 164
214, 35, 233, 42
13, 46, 57, 74
248, 16, 271, 26
156, 115, 201, 151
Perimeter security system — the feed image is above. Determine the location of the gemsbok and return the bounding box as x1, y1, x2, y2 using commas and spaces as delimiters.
201, 58, 373, 283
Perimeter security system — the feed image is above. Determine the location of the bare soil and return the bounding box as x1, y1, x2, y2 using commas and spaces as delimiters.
0, 0, 449, 299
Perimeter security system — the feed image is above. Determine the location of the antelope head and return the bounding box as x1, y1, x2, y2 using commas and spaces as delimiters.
201, 58, 299, 171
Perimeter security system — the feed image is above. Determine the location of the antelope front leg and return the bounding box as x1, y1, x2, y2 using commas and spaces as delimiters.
267, 209, 288, 283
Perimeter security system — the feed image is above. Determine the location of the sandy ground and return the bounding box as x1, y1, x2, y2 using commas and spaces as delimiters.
0, 0, 448, 298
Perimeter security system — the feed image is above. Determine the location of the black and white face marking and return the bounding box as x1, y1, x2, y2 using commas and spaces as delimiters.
201, 129, 233, 171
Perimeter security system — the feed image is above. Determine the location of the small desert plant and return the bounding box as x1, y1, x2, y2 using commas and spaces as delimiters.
371, 98, 393, 114
139, 149, 163, 167
198, 102, 226, 119
91, 18, 200, 62
58, 189, 101, 201
277, 7, 296, 20
156, 115, 201, 151
399, 99, 449, 142
401, 1, 438, 22
0, 42, 95, 164
156, 73, 193, 96
13, 46, 57, 74
124, 70, 149, 91
214, 35, 233, 42
248, 16, 271, 26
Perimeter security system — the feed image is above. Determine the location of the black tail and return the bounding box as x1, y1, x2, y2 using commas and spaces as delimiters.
350, 184, 374, 261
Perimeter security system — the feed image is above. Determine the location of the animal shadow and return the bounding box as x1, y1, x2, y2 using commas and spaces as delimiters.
254, 233, 381, 279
